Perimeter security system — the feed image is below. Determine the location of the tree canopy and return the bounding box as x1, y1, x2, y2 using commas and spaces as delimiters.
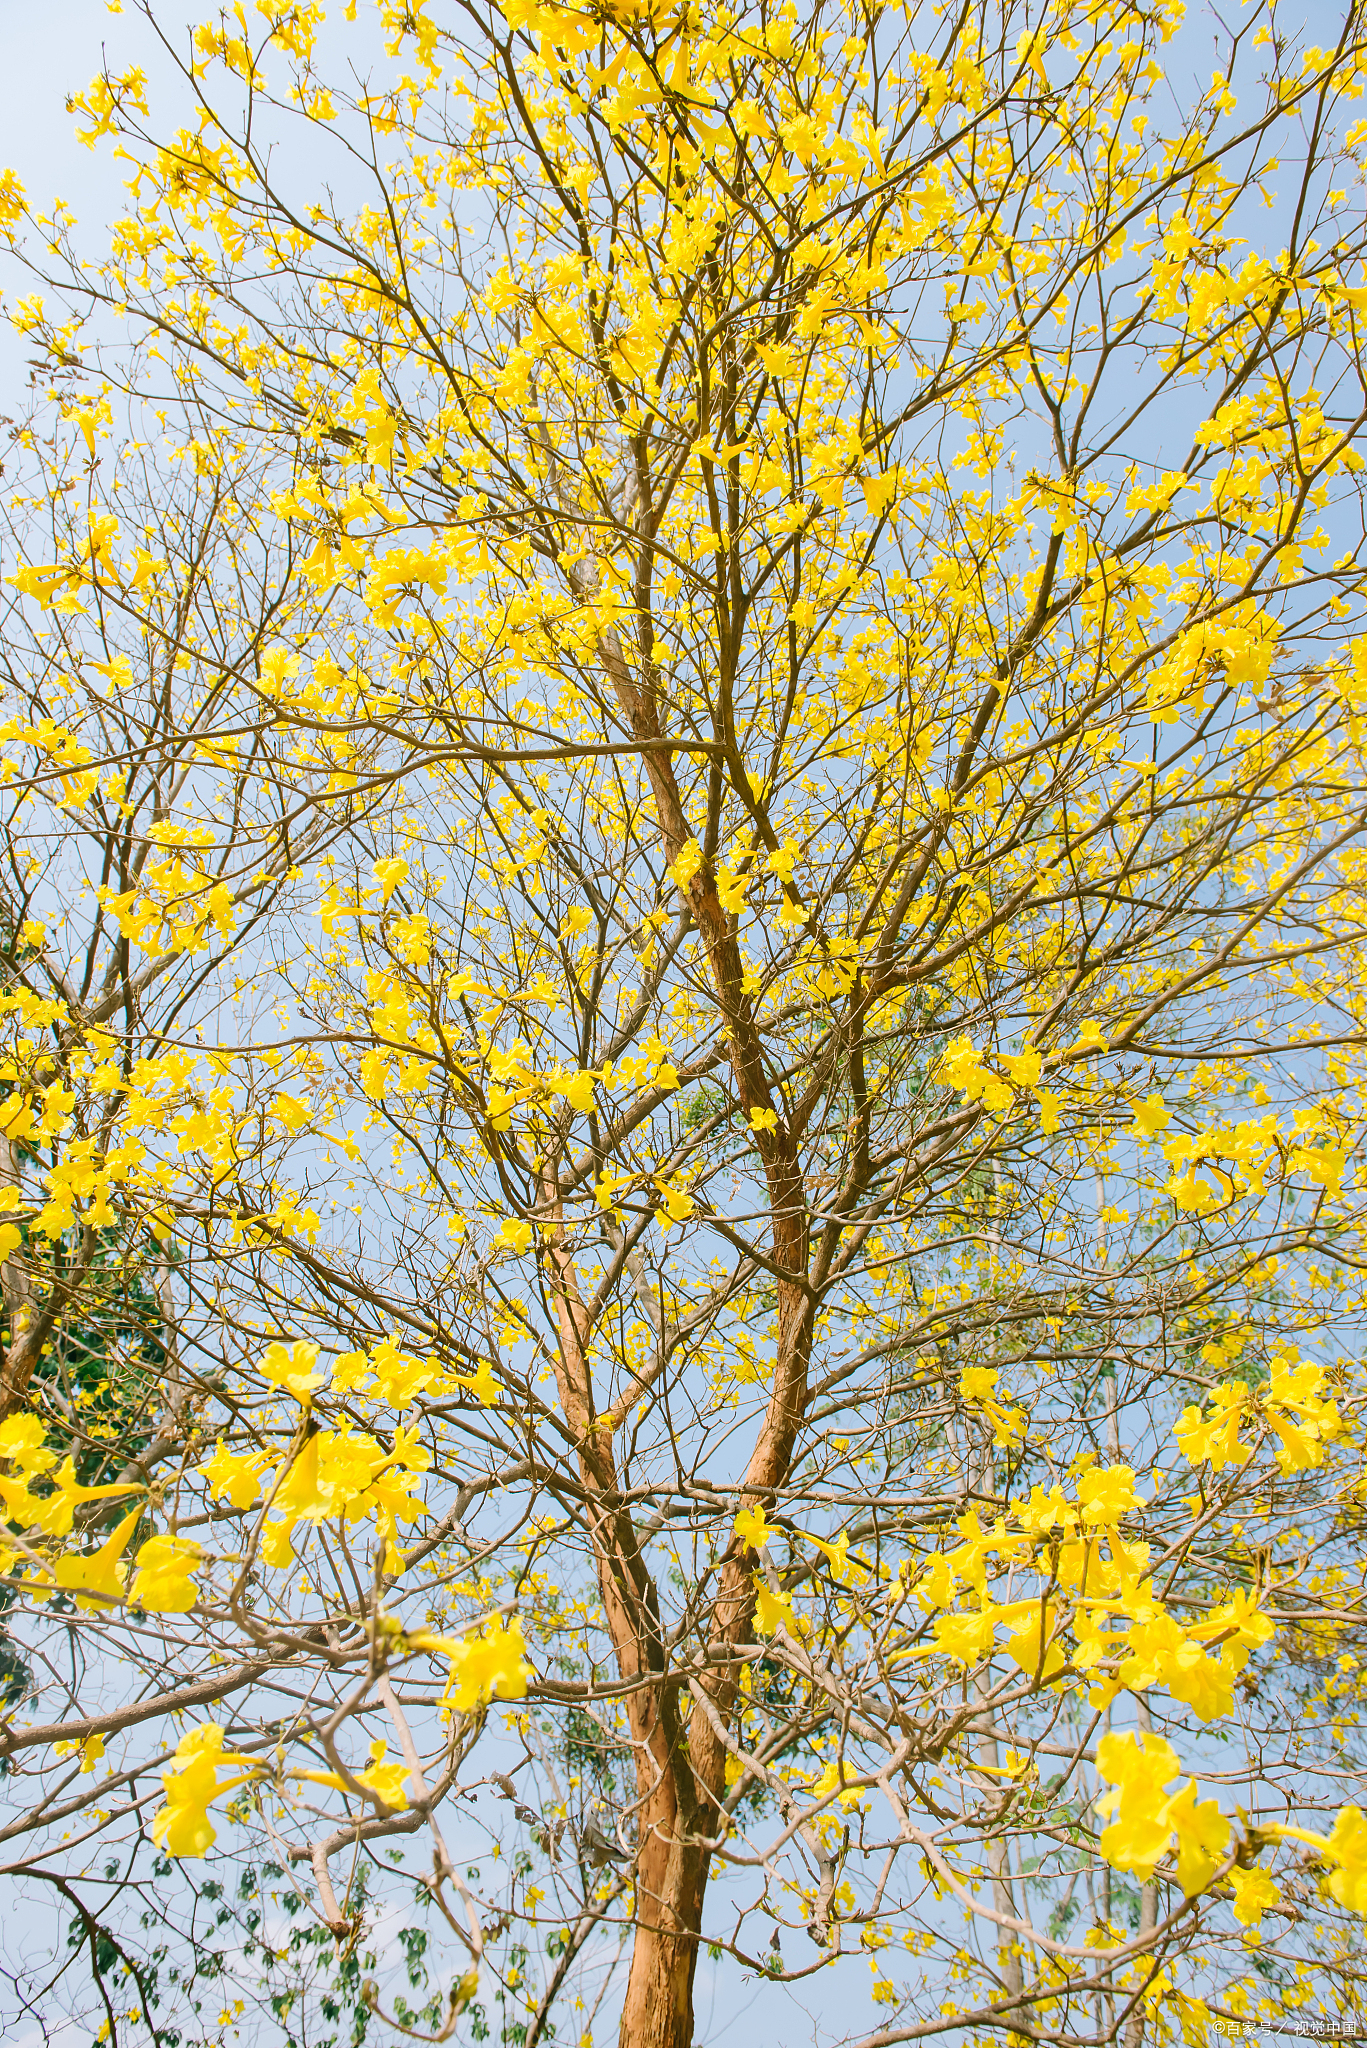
2, 1, 1367, 2043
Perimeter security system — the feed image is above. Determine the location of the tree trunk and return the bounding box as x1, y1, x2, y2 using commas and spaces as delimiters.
617, 1823, 709, 2048
545, 613, 816, 2046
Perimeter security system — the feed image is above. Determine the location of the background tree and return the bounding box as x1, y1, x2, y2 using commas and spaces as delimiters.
3, 2, 1367, 2046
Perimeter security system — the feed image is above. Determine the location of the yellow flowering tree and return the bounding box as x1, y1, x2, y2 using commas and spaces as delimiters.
2, 0, 1367, 2044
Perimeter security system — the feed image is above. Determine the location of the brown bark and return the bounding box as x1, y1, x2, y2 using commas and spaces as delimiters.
539, 1190, 721, 2048
529, 614, 816, 2046
617, 1833, 710, 2048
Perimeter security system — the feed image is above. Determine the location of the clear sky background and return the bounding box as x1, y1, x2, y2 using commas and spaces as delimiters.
0, 1, 188, 398
3, 0, 125, 212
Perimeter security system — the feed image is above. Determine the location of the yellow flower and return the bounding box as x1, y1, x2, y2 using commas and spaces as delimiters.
358, 1740, 411, 1810
1003, 1603, 1066, 1688
411, 1615, 531, 1715
368, 1338, 432, 1407
804, 1528, 866, 1585
654, 1178, 695, 1226
259, 1340, 325, 1402
1261, 1807, 1367, 1915
594, 1167, 631, 1214
455, 1361, 502, 1406
551, 1067, 598, 1114
1076, 1465, 1142, 1525
1164, 1779, 1230, 1897
1173, 1382, 1249, 1471
751, 1576, 796, 1638
294, 1737, 411, 1811
1323, 1807, 1367, 1913
0, 1412, 57, 1479
198, 1441, 274, 1509
1002, 1044, 1042, 1088
1193, 1587, 1274, 1655
1095, 1731, 1230, 1895
54, 1731, 106, 1772
960, 1368, 1026, 1448
1229, 1864, 1280, 1927
25, 1456, 142, 1539
669, 838, 702, 890
1095, 1729, 1182, 1883
130, 1533, 201, 1613
926, 1605, 999, 1666
733, 1504, 769, 1551
52, 1504, 142, 1610
372, 854, 409, 902
151, 1723, 258, 1859
1131, 1093, 1171, 1140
